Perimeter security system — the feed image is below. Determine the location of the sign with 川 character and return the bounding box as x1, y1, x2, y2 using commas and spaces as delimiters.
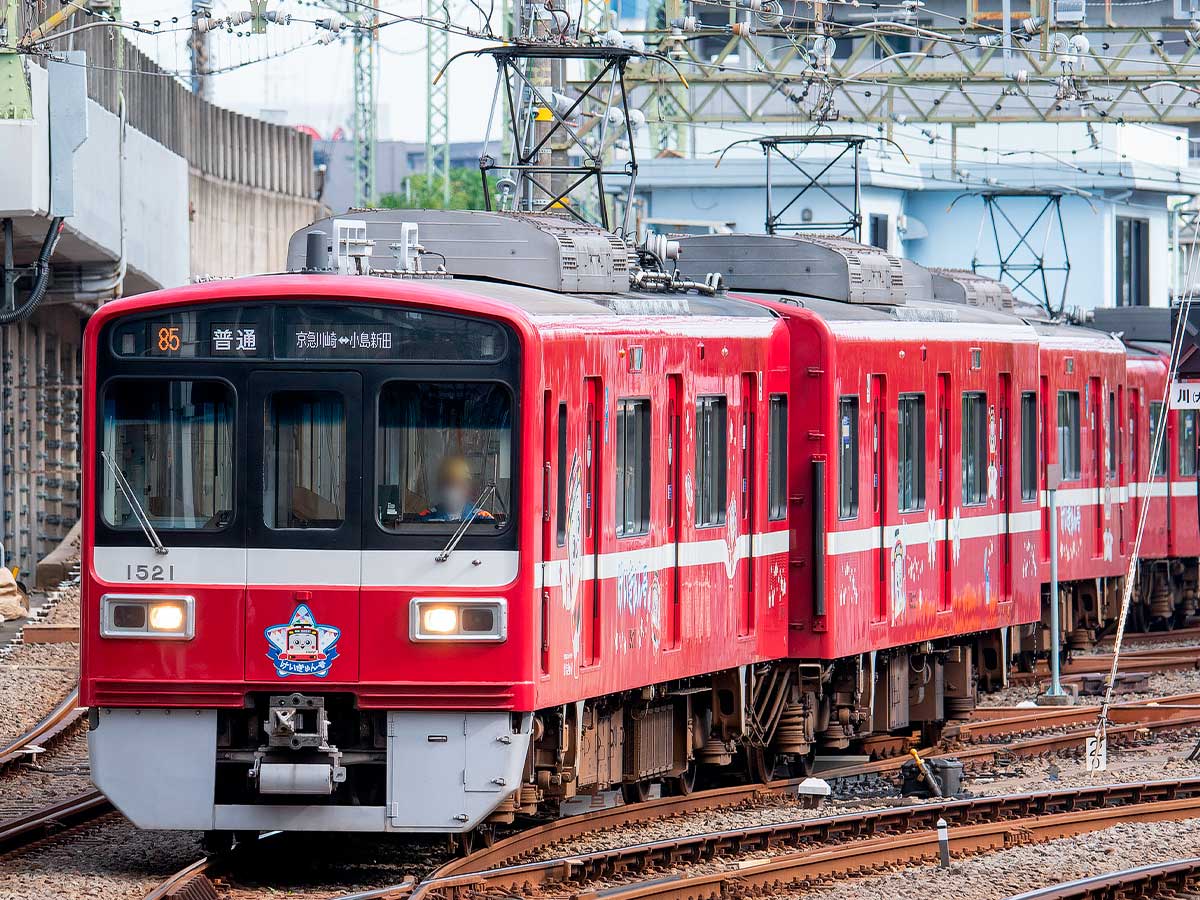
1170, 382, 1200, 410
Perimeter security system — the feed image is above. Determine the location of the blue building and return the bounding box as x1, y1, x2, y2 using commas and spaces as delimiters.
631, 124, 1200, 312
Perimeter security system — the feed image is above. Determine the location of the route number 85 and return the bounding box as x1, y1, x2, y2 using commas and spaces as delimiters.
157, 326, 181, 352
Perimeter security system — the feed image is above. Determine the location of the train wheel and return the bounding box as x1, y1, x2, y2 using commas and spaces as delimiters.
667, 764, 697, 796
621, 780, 650, 804
747, 746, 778, 783
456, 824, 494, 856
786, 752, 815, 778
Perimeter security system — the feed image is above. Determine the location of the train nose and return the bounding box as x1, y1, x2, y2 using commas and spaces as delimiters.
245, 587, 360, 682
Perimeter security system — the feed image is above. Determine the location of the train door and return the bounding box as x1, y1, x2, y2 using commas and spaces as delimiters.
1130, 388, 1141, 538
1118, 385, 1126, 556
243, 370, 363, 682
540, 391, 558, 675
1040, 375, 1051, 562
665, 375, 682, 649
1090, 377, 1103, 558
739, 373, 756, 636
998, 373, 1012, 602
871, 374, 887, 623
937, 373, 951, 611
583, 377, 602, 667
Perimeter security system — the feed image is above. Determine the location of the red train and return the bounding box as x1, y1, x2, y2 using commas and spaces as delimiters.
80, 211, 1195, 843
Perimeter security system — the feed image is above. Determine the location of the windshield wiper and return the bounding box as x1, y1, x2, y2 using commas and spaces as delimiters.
435, 481, 497, 563
101, 450, 168, 555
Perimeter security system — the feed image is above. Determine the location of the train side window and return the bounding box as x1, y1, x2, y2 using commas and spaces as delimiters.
556, 403, 568, 546
897, 393, 925, 513
265, 391, 346, 529
1020, 391, 1037, 501
695, 395, 728, 527
961, 392, 987, 506
768, 395, 787, 521
1056, 390, 1081, 481
1180, 410, 1198, 477
1107, 392, 1117, 476
837, 396, 859, 519
616, 399, 651, 537
1151, 401, 1168, 477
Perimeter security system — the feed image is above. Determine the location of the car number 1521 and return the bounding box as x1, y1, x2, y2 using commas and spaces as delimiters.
126, 564, 175, 582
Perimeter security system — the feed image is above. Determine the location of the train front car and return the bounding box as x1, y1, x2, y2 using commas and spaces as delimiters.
82, 270, 535, 837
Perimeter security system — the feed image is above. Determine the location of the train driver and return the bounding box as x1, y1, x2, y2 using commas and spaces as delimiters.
418, 454, 495, 523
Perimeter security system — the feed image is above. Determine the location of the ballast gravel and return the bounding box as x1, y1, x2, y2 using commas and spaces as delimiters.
0, 640, 78, 749
797, 818, 1200, 900
0, 818, 202, 900
980, 666, 1200, 707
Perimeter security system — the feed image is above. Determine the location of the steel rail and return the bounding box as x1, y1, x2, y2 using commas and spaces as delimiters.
0, 684, 84, 771
0, 791, 112, 856
1004, 856, 1200, 900
407, 779, 1200, 900
585, 796, 1200, 900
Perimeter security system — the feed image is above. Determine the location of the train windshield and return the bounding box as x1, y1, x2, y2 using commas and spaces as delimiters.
376, 382, 512, 531
101, 379, 235, 531
264, 391, 347, 529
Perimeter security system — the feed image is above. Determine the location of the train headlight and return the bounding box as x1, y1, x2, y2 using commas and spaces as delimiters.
148, 603, 185, 632
101, 594, 194, 640
422, 606, 459, 635
410, 598, 506, 642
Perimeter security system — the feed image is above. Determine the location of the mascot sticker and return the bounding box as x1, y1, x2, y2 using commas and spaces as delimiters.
265, 604, 341, 678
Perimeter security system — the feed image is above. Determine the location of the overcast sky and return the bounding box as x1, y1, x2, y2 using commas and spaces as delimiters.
122, 0, 503, 142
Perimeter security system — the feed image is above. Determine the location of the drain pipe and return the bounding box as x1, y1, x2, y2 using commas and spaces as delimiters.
0, 217, 66, 324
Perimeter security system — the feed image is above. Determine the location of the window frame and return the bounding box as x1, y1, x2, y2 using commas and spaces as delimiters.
961, 392, 988, 506
1020, 391, 1037, 502
372, 378, 517, 537
1179, 410, 1198, 477
615, 398, 652, 538
1056, 390, 1081, 482
264, 388, 349, 531
99, 376, 238, 534
1116, 216, 1150, 308
1107, 391, 1117, 476
768, 395, 788, 521
556, 402, 568, 546
837, 396, 860, 520
694, 395, 728, 528
897, 393, 926, 513
1151, 401, 1168, 478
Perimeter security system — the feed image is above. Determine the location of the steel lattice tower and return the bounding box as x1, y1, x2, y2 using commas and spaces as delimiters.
349, 4, 378, 207
425, 0, 450, 205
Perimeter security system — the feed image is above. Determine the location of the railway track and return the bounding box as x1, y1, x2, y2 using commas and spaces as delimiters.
1005, 856, 1200, 900
144, 693, 1200, 900
401, 778, 1200, 900
0, 685, 115, 858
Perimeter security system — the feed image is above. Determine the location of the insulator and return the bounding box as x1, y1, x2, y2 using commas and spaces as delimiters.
262, 10, 290, 24
1021, 15, 1046, 34
547, 90, 575, 116
1012, 68, 1029, 84
1068, 33, 1089, 55
669, 16, 700, 31
731, 20, 753, 36
756, 0, 782, 25
978, 34, 1001, 48
314, 17, 344, 31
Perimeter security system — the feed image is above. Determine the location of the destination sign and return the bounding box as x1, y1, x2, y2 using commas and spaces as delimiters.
285, 326, 398, 358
